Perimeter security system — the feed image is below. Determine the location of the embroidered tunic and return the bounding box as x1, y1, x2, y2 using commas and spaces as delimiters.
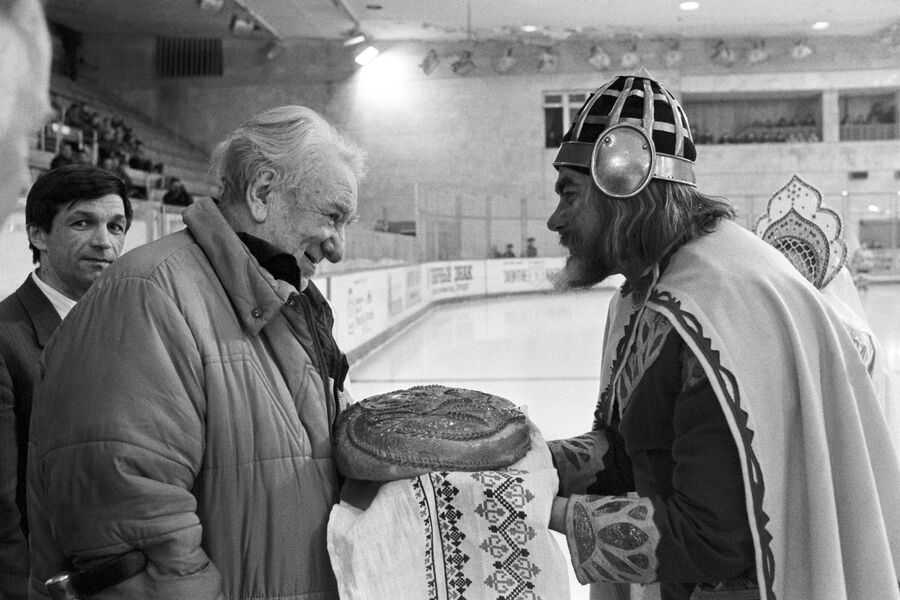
551, 309, 755, 600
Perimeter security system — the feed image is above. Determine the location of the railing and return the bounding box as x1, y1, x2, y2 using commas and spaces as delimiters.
840, 123, 898, 141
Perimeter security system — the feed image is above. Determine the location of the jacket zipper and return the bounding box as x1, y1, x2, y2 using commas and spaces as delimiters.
296, 292, 332, 406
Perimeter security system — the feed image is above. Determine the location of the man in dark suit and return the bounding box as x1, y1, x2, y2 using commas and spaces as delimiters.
0, 164, 132, 598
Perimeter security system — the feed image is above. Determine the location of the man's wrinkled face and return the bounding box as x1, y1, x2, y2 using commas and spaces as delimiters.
547, 167, 618, 289
28, 194, 128, 300
263, 161, 359, 290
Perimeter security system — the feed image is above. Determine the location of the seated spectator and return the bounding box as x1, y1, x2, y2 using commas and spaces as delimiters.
162, 177, 192, 206
49, 143, 76, 170
100, 155, 133, 193
64, 101, 85, 129
867, 102, 896, 124
75, 148, 92, 165
128, 140, 153, 171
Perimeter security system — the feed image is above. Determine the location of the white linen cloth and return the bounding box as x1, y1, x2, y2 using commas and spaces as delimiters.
328, 423, 570, 600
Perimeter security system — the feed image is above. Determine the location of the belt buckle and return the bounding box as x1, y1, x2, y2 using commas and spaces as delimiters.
45, 550, 147, 599
45, 572, 81, 600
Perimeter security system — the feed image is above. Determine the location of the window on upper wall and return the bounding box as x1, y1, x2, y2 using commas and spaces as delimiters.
682, 94, 822, 144
839, 91, 898, 141
543, 91, 589, 148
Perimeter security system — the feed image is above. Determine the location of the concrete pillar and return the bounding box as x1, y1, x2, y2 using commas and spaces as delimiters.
821, 89, 840, 143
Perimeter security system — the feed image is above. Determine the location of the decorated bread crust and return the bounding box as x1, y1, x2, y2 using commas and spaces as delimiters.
334, 385, 530, 481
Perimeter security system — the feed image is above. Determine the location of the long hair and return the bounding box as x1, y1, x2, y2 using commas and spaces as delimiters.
561, 179, 734, 290
608, 180, 735, 266
211, 105, 366, 205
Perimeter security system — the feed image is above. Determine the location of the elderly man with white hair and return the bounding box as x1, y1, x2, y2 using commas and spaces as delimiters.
27, 106, 366, 599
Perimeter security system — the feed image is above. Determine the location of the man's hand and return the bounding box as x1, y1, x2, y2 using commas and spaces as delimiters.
339, 479, 384, 511
547, 430, 610, 496
549, 496, 569, 534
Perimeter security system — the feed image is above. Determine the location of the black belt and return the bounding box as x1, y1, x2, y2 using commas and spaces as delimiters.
45, 550, 147, 600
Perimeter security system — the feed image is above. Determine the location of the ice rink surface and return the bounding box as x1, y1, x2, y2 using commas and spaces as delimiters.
349, 284, 900, 600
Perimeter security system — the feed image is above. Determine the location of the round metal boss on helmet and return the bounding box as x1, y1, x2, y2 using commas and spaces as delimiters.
554, 74, 697, 198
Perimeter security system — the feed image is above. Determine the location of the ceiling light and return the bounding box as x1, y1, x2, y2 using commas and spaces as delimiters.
620, 45, 640, 69
664, 44, 683, 67
264, 41, 284, 61
230, 15, 257, 35
450, 50, 476, 76
521, 25, 538, 33
343, 32, 367, 47
538, 47, 560, 72
746, 40, 769, 64
679, 2, 700, 10
420, 49, 440, 75
867, 204, 881, 212
198, 0, 224, 12
495, 47, 516, 73
587, 45, 611, 71
811, 21, 830, 30
790, 40, 814, 60
354, 46, 380, 66
711, 40, 737, 66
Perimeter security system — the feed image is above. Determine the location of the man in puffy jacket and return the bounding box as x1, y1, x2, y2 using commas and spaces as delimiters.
27, 105, 366, 599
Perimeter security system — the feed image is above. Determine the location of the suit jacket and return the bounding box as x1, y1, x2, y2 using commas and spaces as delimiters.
0, 276, 60, 600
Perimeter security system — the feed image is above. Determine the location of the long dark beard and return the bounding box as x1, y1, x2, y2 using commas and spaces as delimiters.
553, 225, 617, 291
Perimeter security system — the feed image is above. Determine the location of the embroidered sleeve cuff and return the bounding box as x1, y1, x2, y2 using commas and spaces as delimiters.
547, 431, 610, 496
565, 494, 659, 585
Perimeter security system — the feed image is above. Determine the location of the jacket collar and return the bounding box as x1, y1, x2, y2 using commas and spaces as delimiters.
16, 275, 61, 347
182, 197, 291, 336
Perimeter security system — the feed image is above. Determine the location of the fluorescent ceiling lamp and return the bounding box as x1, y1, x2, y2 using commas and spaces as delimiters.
230, 15, 256, 35
343, 33, 367, 47
587, 45, 611, 71
812, 21, 830, 30
679, 2, 700, 10
355, 46, 380, 66
521, 25, 538, 33
867, 204, 881, 212
198, 0, 224, 12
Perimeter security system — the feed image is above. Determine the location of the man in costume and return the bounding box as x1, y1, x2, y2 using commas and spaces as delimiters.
753, 174, 900, 450
27, 106, 364, 598
544, 73, 900, 600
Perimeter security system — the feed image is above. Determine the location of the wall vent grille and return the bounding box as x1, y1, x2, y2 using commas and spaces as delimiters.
156, 37, 223, 78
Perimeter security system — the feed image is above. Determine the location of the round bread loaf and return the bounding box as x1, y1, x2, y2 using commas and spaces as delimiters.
334, 385, 530, 481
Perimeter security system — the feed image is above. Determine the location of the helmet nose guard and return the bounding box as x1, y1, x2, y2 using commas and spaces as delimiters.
553, 74, 697, 198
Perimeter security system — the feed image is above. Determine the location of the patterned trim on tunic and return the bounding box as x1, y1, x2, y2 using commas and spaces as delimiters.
565, 494, 659, 584
595, 308, 674, 427
595, 304, 643, 429
612, 310, 673, 417
648, 289, 776, 600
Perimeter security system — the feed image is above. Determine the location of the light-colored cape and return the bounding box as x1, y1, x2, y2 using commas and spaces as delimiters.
596, 220, 900, 599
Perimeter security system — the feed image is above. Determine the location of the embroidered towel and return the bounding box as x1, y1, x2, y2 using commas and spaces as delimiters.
327, 422, 570, 600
